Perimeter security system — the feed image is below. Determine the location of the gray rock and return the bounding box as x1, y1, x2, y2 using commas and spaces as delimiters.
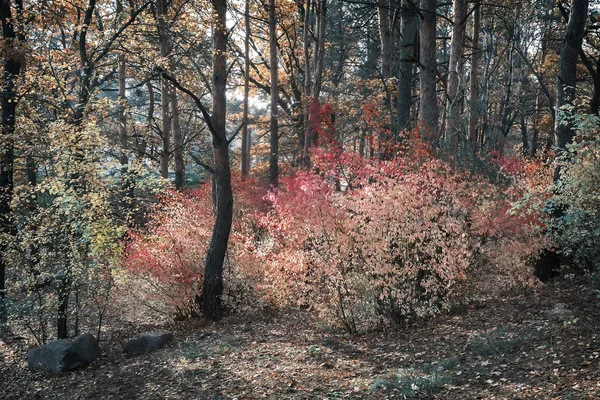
27, 333, 101, 374
123, 331, 173, 356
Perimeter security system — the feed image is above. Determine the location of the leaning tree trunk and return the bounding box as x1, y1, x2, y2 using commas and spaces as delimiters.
419, 0, 438, 142
0, 0, 22, 321
203, 0, 233, 321
269, 0, 279, 187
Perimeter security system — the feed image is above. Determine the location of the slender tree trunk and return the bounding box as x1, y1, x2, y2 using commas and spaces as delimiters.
0, 0, 22, 321
468, 1, 480, 149
269, 0, 279, 186
377, 0, 396, 159
590, 62, 600, 115
158, 0, 171, 179
302, 0, 313, 163
203, 0, 233, 321
377, 0, 394, 80
419, 0, 438, 141
171, 85, 184, 189
241, 0, 251, 178
520, 115, 529, 156
498, 41, 515, 151
119, 55, 128, 166
312, 0, 326, 101
444, 0, 467, 154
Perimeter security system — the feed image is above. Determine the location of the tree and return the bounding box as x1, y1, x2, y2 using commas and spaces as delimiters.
269, 0, 279, 186
444, 0, 468, 153
554, 0, 589, 158
0, 0, 23, 322
241, 0, 251, 178
202, 0, 233, 321
419, 0, 438, 139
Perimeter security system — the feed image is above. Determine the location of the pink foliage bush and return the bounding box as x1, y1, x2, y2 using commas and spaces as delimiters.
122, 135, 550, 330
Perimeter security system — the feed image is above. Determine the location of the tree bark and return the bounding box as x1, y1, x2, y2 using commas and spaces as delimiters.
0, 0, 22, 321
419, 0, 438, 141
241, 0, 251, 178
203, 0, 233, 321
444, 0, 467, 153
536, 0, 589, 282
377, 0, 394, 80
171, 83, 184, 189
158, 0, 171, 179
397, 0, 416, 136
555, 0, 589, 155
468, 1, 480, 149
302, 0, 313, 163
119, 55, 128, 167
269, 0, 279, 186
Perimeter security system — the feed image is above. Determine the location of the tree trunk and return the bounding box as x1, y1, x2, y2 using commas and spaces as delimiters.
158, 0, 171, 179
269, 0, 279, 186
468, 1, 480, 149
554, 0, 588, 156
302, 0, 313, 163
171, 84, 184, 189
419, 0, 438, 141
536, 0, 589, 282
241, 0, 251, 178
444, 0, 467, 154
312, 0, 326, 101
119, 55, 128, 167
377, 0, 396, 159
397, 0, 416, 136
0, 0, 22, 322
203, 0, 233, 321
377, 0, 394, 80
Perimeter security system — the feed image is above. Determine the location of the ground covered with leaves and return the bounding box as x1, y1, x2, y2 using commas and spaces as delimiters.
1, 278, 600, 399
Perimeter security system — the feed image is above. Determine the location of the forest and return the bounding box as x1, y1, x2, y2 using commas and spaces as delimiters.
1, 0, 600, 398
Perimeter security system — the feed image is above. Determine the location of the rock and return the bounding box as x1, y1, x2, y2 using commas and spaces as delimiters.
123, 331, 173, 356
27, 333, 101, 374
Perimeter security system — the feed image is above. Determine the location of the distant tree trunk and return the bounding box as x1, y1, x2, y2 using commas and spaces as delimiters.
520, 115, 529, 156
241, 0, 251, 178
397, 0, 416, 136
444, 0, 467, 154
419, 0, 438, 141
203, 0, 233, 321
171, 85, 184, 189
269, 0, 279, 186
377, 0, 394, 80
377, 0, 396, 159
119, 55, 128, 166
0, 0, 23, 322
468, 1, 480, 149
302, 0, 313, 163
312, 0, 326, 101
141, 80, 155, 157
158, 0, 171, 179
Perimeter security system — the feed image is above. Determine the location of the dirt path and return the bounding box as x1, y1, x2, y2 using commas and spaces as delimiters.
2, 278, 599, 399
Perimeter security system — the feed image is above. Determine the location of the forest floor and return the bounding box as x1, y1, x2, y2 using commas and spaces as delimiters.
2, 278, 600, 400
